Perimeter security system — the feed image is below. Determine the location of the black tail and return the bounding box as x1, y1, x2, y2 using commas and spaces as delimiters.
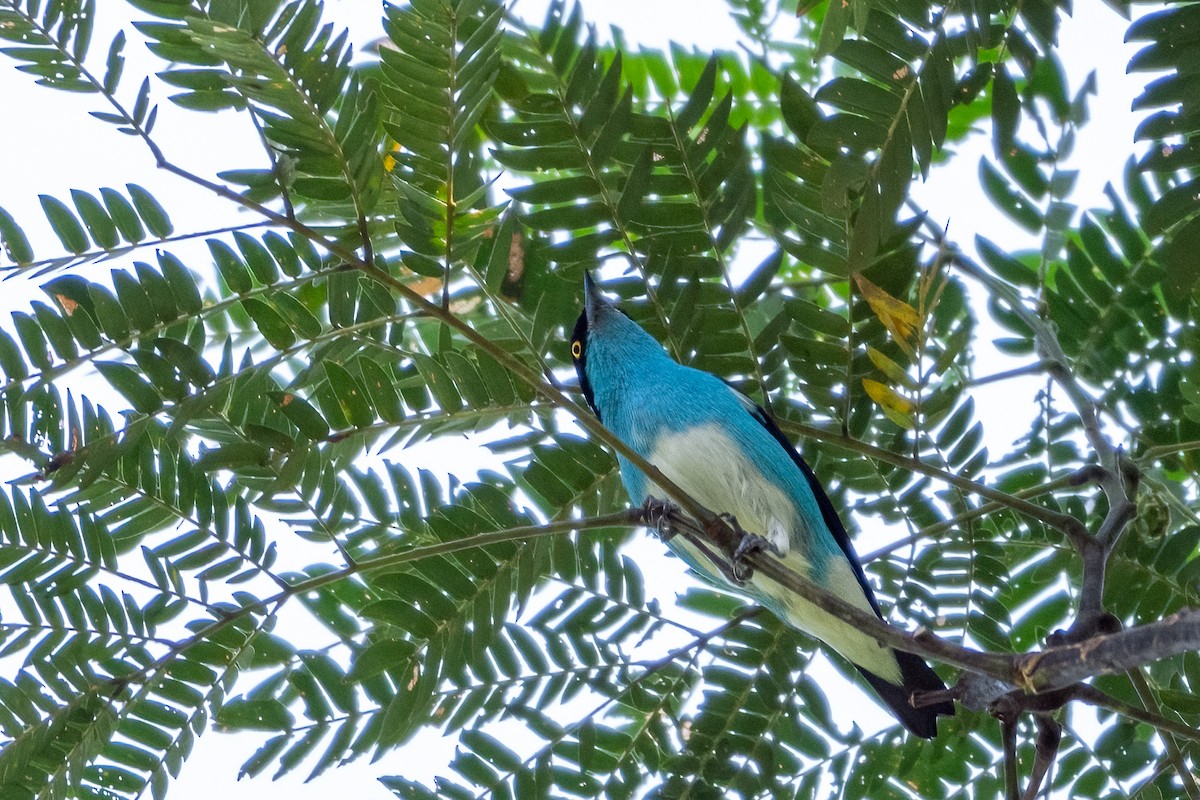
858, 650, 955, 739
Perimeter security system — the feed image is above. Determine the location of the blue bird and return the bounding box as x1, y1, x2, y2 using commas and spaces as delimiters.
570, 273, 954, 738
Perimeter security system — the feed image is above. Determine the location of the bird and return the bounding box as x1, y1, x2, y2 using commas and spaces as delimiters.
569, 272, 954, 738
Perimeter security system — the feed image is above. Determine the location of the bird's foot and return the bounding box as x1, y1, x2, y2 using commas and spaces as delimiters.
641, 496, 680, 541
730, 531, 779, 582
703, 513, 780, 583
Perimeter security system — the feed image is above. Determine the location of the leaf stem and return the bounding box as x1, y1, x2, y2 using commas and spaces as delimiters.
1124, 669, 1200, 798
861, 472, 1083, 562
777, 417, 1090, 545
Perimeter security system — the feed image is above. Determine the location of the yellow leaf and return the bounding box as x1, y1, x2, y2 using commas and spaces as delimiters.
854, 273, 920, 356
879, 406, 915, 430
383, 140, 402, 173
866, 346, 916, 389
862, 378, 915, 428
861, 378, 914, 413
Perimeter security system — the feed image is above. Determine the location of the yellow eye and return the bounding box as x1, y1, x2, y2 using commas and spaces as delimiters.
571, 340, 582, 359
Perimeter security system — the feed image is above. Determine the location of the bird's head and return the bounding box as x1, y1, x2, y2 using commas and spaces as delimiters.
570, 273, 670, 419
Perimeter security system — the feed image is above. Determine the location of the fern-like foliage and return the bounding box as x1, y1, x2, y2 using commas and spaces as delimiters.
0, 0, 1197, 798
1127, 1, 1200, 297
381, 0, 503, 279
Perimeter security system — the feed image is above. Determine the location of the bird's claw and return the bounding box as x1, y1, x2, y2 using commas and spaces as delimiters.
702, 513, 780, 584
641, 496, 680, 541
731, 530, 777, 582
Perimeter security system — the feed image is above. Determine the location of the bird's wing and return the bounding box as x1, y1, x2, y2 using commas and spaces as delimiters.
731, 391, 883, 618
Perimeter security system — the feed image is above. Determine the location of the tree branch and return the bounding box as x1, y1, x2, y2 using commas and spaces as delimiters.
1022, 717, 1062, 800
648, 502, 1200, 697
967, 360, 1052, 388
1015, 609, 1200, 691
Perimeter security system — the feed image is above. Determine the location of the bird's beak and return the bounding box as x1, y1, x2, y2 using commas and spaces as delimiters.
584, 271, 605, 319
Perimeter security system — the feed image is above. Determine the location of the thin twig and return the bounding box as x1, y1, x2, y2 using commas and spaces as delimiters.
1072, 682, 1200, 745
968, 360, 1052, 388
116, 509, 643, 689
1140, 440, 1200, 462
0, 221, 272, 277
1126, 669, 1200, 799
777, 417, 1091, 547
862, 472, 1082, 562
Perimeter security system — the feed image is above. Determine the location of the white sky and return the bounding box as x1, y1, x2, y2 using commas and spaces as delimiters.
0, 1, 1145, 797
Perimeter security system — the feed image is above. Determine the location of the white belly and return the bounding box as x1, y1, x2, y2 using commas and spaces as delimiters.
647, 425, 901, 683
648, 424, 800, 559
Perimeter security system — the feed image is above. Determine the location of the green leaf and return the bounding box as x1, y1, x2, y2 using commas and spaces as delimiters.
676, 56, 717, 132
263, 231, 303, 277
96, 361, 163, 413
815, 77, 901, 122
217, 699, 295, 732
135, 262, 180, 322
777, 73, 816, 140
293, 177, 351, 201
269, 391, 331, 439
347, 638, 417, 681
100, 187, 146, 243
848, 182, 882, 271
89, 284, 131, 341
155, 338, 215, 386
413, 354, 462, 413
1161, 214, 1200, 295
977, 236, 1037, 287
103, 30, 126, 94
980, 159, 1043, 233
992, 66, 1020, 159
12, 312, 51, 370
359, 358, 405, 424
158, 250, 203, 314
816, 0, 850, 58
209, 239, 253, 294
234, 231, 279, 284
324, 362, 375, 428
1145, 177, 1200, 237
195, 442, 269, 471
242, 298, 296, 350
738, 249, 782, 305
114, 269, 157, 331
127, 183, 173, 237
0, 205, 34, 264
39, 194, 90, 254
70, 190, 119, 249
32, 302, 77, 361
272, 293, 322, 339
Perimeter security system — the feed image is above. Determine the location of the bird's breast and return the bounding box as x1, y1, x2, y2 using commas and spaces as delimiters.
645, 423, 800, 561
